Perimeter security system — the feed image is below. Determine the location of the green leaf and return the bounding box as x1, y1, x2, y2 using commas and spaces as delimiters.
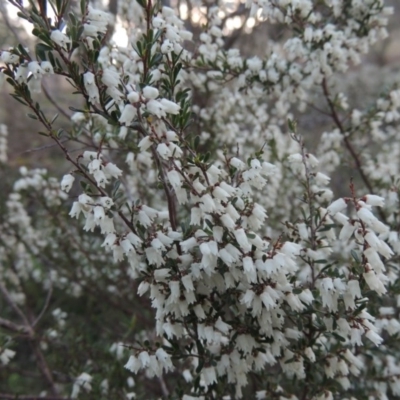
10, 95, 28, 106
288, 118, 297, 133
195, 357, 204, 374
69, 12, 77, 26
51, 113, 59, 124
35, 43, 53, 61
194, 135, 200, 150
80, 0, 87, 15
205, 219, 213, 230
351, 250, 360, 263
6, 78, 16, 87
56, 0, 63, 13
112, 180, 121, 197
332, 332, 346, 342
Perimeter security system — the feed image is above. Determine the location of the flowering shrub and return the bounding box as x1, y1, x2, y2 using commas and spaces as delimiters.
1, 0, 400, 399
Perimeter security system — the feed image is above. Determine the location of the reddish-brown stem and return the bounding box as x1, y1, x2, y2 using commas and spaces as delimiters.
322, 78, 373, 194
322, 78, 386, 222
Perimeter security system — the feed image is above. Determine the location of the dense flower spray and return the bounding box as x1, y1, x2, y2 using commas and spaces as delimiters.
1, 0, 400, 398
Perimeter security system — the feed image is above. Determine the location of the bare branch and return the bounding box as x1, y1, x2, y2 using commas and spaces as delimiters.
0, 317, 30, 334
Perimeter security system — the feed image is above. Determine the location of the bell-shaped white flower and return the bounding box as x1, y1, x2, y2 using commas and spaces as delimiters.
50, 30, 71, 48
143, 86, 159, 100
61, 174, 74, 192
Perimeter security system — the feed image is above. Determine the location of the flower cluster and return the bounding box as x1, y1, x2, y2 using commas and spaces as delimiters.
1, 0, 400, 399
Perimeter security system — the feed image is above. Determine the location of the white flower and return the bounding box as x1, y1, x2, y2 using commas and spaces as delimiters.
83, 73, 100, 103
243, 256, 256, 283
28, 61, 44, 79
365, 231, 381, 249
221, 213, 235, 229
61, 174, 74, 192
364, 194, 385, 207
357, 206, 378, 225
103, 162, 123, 178
143, 86, 159, 100
304, 347, 315, 362
339, 222, 355, 241
102, 68, 120, 87
285, 292, 304, 311
161, 39, 174, 53
234, 228, 251, 252
190, 207, 202, 225
230, 157, 246, 170
93, 169, 108, 187
376, 240, 394, 259
138, 136, 153, 152
50, 30, 71, 48
125, 355, 142, 373
365, 329, 383, 346
151, 237, 165, 251
83, 151, 99, 161
102, 233, 117, 248
100, 216, 115, 234
71, 372, 92, 399
157, 143, 172, 159
113, 245, 124, 262
146, 99, 166, 118
306, 154, 319, 167
364, 270, 387, 295
288, 153, 303, 164
88, 158, 101, 174
121, 239, 135, 253
69, 202, 83, 218
167, 170, 182, 188
159, 98, 180, 114
315, 172, 330, 186
0, 51, 19, 64
213, 186, 230, 202
137, 351, 150, 368
119, 104, 137, 125
281, 242, 302, 258
127, 91, 140, 103
202, 366, 217, 387
15, 65, 28, 83
126, 232, 142, 247
93, 205, 105, 221
247, 56, 262, 72
41, 61, 54, 74
327, 198, 347, 215
137, 280, 150, 296
78, 193, 92, 205
100, 196, 114, 209
200, 240, 218, 256
0, 348, 15, 365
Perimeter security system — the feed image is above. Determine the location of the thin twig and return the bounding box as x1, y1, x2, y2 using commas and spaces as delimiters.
32, 277, 53, 328
16, 139, 69, 156
41, 82, 73, 121
0, 2, 29, 51
0, 282, 33, 331
322, 78, 373, 194
321, 78, 386, 221
0, 317, 30, 334
0, 282, 58, 395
